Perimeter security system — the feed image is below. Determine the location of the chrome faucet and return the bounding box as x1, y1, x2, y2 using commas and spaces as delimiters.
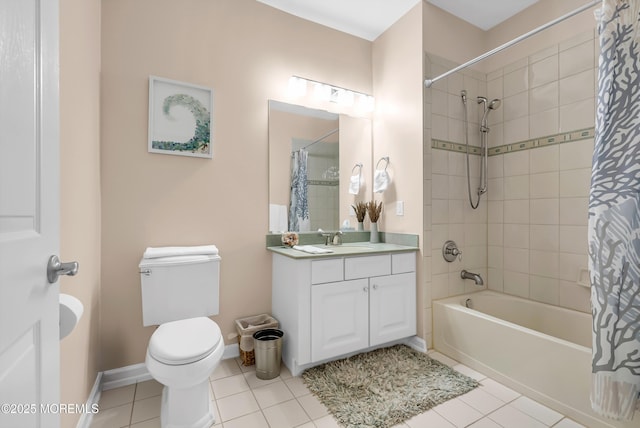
461, 270, 484, 286
318, 229, 333, 245
318, 229, 342, 245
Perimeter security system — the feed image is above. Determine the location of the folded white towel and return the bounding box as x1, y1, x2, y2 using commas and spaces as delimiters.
143, 245, 219, 259
348, 173, 361, 195
292, 245, 334, 254
373, 170, 390, 193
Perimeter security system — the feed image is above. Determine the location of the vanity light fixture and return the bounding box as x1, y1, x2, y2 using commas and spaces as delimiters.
288, 75, 374, 112
287, 76, 307, 97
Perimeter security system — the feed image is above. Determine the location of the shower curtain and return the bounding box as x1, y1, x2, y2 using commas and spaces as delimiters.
289, 149, 310, 232
589, 0, 640, 420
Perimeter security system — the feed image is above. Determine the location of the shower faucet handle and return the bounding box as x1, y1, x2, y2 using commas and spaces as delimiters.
442, 240, 462, 262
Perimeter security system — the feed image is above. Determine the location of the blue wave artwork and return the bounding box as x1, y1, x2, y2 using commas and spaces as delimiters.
152, 93, 211, 155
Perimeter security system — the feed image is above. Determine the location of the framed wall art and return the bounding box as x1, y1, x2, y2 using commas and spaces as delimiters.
148, 76, 213, 158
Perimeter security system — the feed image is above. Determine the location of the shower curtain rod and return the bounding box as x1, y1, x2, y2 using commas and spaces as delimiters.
424, 0, 600, 88
302, 128, 339, 149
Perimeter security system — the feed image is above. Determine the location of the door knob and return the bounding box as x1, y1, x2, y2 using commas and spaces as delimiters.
47, 255, 79, 284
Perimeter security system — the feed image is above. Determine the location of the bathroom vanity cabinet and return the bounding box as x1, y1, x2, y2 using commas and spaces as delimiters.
270, 248, 417, 375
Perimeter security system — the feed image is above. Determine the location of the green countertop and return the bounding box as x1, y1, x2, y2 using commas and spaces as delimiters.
267, 242, 418, 259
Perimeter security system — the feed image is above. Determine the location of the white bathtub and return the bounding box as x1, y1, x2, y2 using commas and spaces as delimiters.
433, 291, 638, 428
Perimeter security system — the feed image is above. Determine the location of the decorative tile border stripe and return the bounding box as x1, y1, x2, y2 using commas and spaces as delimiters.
432, 127, 595, 156
307, 179, 338, 186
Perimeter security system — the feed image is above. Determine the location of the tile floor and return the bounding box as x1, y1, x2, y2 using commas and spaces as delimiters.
89, 351, 587, 428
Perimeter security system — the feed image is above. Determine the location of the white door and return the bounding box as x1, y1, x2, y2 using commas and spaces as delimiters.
0, 0, 61, 427
311, 279, 369, 362
369, 273, 416, 346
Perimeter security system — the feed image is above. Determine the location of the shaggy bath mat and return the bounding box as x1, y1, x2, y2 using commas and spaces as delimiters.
302, 345, 479, 428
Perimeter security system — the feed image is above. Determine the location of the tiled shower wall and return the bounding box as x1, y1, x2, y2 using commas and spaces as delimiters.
485, 29, 595, 313
423, 54, 490, 347
423, 29, 596, 346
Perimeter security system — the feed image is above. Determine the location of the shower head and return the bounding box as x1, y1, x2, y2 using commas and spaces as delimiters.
488, 99, 501, 110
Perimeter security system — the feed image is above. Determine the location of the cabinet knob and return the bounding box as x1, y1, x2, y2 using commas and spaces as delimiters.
363, 287, 368, 292
372, 284, 378, 290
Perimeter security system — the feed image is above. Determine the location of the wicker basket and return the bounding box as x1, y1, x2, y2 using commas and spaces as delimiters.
235, 314, 278, 366
238, 335, 255, 366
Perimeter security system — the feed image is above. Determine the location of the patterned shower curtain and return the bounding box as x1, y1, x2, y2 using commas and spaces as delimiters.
289, 149, 309, 232
589, 0, 640, 420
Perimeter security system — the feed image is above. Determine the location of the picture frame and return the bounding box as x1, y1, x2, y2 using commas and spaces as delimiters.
148, 76, 213, 159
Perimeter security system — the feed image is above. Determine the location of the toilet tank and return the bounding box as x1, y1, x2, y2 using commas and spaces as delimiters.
139, 254, 220, 326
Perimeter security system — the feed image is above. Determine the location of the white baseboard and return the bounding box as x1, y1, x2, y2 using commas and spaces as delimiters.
101, 362, 153, 391
404, 335, 428, 353
223, 343, 239, 360
75, 371, 102, 428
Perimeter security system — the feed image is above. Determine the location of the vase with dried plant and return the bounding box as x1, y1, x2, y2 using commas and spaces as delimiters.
367, 201, 383, 243
352, 201, 367, 231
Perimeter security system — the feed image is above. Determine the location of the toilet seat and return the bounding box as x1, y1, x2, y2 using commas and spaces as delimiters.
149, 317, 221, 365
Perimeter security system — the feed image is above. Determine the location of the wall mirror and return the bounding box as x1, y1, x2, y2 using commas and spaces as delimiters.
268, 100, 372, 233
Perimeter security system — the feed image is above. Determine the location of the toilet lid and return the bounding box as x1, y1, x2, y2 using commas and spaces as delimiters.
149, 317, 221, 365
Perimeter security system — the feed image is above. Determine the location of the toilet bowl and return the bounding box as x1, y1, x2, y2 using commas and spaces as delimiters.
145, 317, 224, 428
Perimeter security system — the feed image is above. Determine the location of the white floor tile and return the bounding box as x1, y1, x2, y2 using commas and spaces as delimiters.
458, 388, 505, 414
211, 358, 242, 380
91, 351, 582, 428
135, 379, 164, 401
284, 376, 311, 397
512, 396, 563, 426
405, 409, 456, 427
131, 395, 162, 425
216, 390, 260, 422
428, 351, 459, 367
129, 417, 160, 428
221, 410, 269, 428
243, 369, 281, 389
452, 364, 487, 381
467, 417, 503, 428
212, 373, 250, 398
479, 378, 521, 403
489, 404, 548, 428
297, 393, 329, 420
279, 363, 293, 380
252, 380, 294, 409
434, 397, 484, 427
311, 414, 342, 428
553, 417, 587, 427
98, 384, 136, 410
262, 398, 310, 428
90, 402, 132, 428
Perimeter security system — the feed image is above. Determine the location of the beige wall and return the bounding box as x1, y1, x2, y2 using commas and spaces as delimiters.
100, 0, 372, 369
372, 2, 425, 337
59, 0, 102, 426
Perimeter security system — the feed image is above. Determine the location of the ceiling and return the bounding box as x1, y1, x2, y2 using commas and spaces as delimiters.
256, 0, 540, 41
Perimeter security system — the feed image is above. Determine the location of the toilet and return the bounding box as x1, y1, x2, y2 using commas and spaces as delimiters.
139, 245, 224, 428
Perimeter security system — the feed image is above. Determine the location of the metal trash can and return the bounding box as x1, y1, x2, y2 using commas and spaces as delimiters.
253, 329, 284, 380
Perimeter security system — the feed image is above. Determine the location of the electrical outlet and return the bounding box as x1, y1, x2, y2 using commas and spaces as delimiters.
396, 201, 404, 216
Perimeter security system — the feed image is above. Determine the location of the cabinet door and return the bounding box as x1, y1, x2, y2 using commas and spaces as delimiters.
311, 279, 369, 362
369, 272, 416, 346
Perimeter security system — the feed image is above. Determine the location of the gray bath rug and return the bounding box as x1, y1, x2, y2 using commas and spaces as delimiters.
301, 344, 479, 428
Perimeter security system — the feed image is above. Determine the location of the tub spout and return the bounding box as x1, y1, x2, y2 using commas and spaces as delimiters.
461, 270, 484, 286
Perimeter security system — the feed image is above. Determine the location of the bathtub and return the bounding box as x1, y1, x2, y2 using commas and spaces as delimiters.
433, 291, 638, 428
